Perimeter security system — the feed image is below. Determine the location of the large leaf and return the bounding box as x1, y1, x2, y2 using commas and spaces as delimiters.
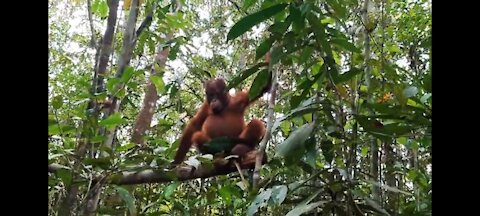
331, 38, 361, 53
286, 188, 324, 216
333, 68, 362, 84
227, 62, 267, 90
120, 66, 135, 83
356, 116, 413, 139
276, 123, 315, 157
256, 37, 275, 60
114, 186, 137, 216
270, 185, 288, 205
227, 4, 288, 41
272, 103, 319, 132
326, 0, 347, 18
219, 184, 240, 205
248, 69, 271, 101
247, 188, 272, 216
365, 198, 390, 216
291, 63, 326, 108
403, 86, 418, 98
286, 201, 326, 216
163, 182, 179, 199
99, 113, 128, 128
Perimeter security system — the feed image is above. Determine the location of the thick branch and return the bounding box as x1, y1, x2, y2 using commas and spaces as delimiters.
111, 150, 260, 185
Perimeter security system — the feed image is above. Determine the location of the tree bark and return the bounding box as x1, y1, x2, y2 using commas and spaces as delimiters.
58, 1, 120, 215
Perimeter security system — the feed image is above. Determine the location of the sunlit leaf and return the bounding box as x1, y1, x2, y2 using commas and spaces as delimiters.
227, 4, 288, 41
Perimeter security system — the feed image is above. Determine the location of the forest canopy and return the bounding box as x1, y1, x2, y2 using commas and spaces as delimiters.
48, 0, 431, 215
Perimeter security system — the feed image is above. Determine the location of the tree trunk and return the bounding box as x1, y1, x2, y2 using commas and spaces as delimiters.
58, 1, 120, 215
384, 142, 397, 215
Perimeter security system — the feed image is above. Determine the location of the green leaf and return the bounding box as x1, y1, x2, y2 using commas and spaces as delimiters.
121, 66, 135, 83
276, 123, 315, 157
291, 63, 326, 108
219, 185, 236, 204
403, 86, 418, 98
116, 143, 136, 152
227, 62, 267, 90
243, 0, 257, 10
331, 38, 361, 53
300, 2, 312, 15
99, 113, 127, 128
92, 0, 108, 18
361, 145, 369, 157
114, 186, 137, 216
320, 140, 334, 164
394, 85, 407, 106
83, 157, 111, 169
151, 75, 166, 94
299, 46, 314, 64
270, 185, 288, 205
388, 44, 401, 53
48, 124, 76, 135
286, 189, 325, 216
91, 135, 106, 143
57, 169, 72, 187
307, 14, 334, 63
163, 182, 178, 199
356, 116, 411, 136
420, 93, 432, 104
248, 69, 271, 101
267, 20, 292, 34
423, 72, 432, 92
52, 95, 63, 109
290, 5, 305, 32
326, 0, 347, 18
272, 104, 319, 132
256, 37, 274, 60
107, 78, 120, 93
247, 188, 272, 216
270, 45, 283, 65
227, 4, 288, 41
333, 68, 362, 84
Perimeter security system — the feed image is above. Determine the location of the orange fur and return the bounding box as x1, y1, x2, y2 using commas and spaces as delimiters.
172, 77, 270, 165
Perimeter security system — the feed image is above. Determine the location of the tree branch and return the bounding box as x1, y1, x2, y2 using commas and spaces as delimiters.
112, 151, 259, 185
86, 0, 96, 47
48, 163, 70, 173
50, 151, 261, 185
253, 58, 277, 189
134, 1, 158, 43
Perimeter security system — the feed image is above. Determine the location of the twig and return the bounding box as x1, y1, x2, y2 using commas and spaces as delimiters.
87, 0, 96, 47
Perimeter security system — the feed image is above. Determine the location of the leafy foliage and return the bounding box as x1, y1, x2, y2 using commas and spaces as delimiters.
49, 0, 431, 215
